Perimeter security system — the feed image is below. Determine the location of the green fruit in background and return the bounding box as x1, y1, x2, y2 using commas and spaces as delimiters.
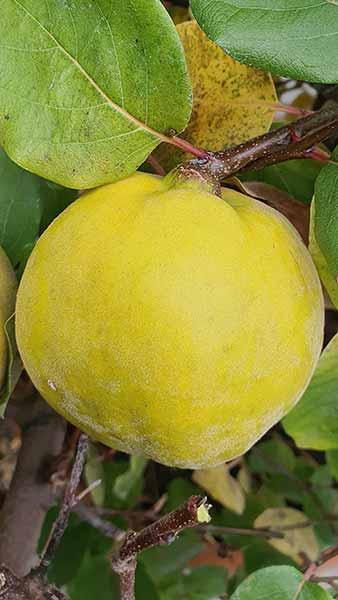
0, 248, 17, 388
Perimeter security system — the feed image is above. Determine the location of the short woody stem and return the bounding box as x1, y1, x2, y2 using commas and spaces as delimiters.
111, 495, 211, 600
176, 104, 338, 193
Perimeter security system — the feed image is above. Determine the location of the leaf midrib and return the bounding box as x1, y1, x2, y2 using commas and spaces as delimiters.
10, 0, 168, 143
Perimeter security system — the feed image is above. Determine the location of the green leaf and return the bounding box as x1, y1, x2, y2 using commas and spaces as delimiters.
1, 0, 191, 189
243, 540, 296, 576
113, 454, 148, 502
0, 146, 76, 272
0, 146, 40, 267
0, 314, 22, 417
231, 566, 332, 599
326, 449, 338, 481
241, 159, 323, 205
140, 531, 203, 587
161, 566, 227, 600
314, 146, 338, 278
165, 478, 201, 513
39, 181, 77, 233
248, 438, 296, 475
67, 552, 119, 600
191, 1, 338, 83
47, 521, 92, 586
283, 334, 338, 450
135, 562, 160, 600
309, 201, 338, 309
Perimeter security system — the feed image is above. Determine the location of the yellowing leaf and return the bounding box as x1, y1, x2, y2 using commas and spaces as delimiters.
254, 508, 319, 564
237, 463, 252, 494
193, 464, 245, 515
154, 20, 276, 171
309, 201, 338, 309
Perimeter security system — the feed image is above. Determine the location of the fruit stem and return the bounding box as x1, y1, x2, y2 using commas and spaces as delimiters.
174, 104, 338, 187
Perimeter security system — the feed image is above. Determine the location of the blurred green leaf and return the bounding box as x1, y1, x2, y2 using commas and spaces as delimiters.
248, 438, 296, 475
0, 0, 191, 189
140, 531, 203, 587
191, 0, 338, 83
231, 566, 332, 599
161, 566, 227, 600
314, 146, 338, 277
67, 553, 119, 600
243, 539, 296, 576
242, 159, 323, 205
135, 562, 160, 600
114, 455, 148, 502
0, 146, 41, 268
165, 478, 201, 513
39, 181, 77, 232
326, 449, 338, 481
283, 334, 338, 450
0, 146, 76, 274
47, 522, 92, 586
0, 314, 22, 417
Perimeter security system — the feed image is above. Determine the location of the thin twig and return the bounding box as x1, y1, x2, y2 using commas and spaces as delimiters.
39, 434, 89, 571
200, 524, 284, 540
112, 495, 211, 600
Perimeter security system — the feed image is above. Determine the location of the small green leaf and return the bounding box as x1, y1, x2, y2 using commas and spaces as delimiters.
231, 566, 332, 599
314, 146, 338, 278
113, 455, 148, 501
326, 449, 338, 481
1, 0, 192, 188
191, 0, 338, 83
0, 314, 22, 417
283, 334, 338, 450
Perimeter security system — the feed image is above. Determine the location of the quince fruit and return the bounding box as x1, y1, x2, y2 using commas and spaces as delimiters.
16, 173, 323, 468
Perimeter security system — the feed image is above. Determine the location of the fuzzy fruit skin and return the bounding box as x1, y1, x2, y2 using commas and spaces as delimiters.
16, 173, 324, 468
0, 248, 17, 388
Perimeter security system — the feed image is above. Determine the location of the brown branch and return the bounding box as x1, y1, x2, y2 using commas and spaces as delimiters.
39, 433, 89, 571
177, 105, 338, 192
0, 392, 67, 577
0, 565, 70, 600
111, 495, 211, 600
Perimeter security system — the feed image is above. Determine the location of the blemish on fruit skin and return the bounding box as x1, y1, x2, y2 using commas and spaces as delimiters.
48, 379, 57, 391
